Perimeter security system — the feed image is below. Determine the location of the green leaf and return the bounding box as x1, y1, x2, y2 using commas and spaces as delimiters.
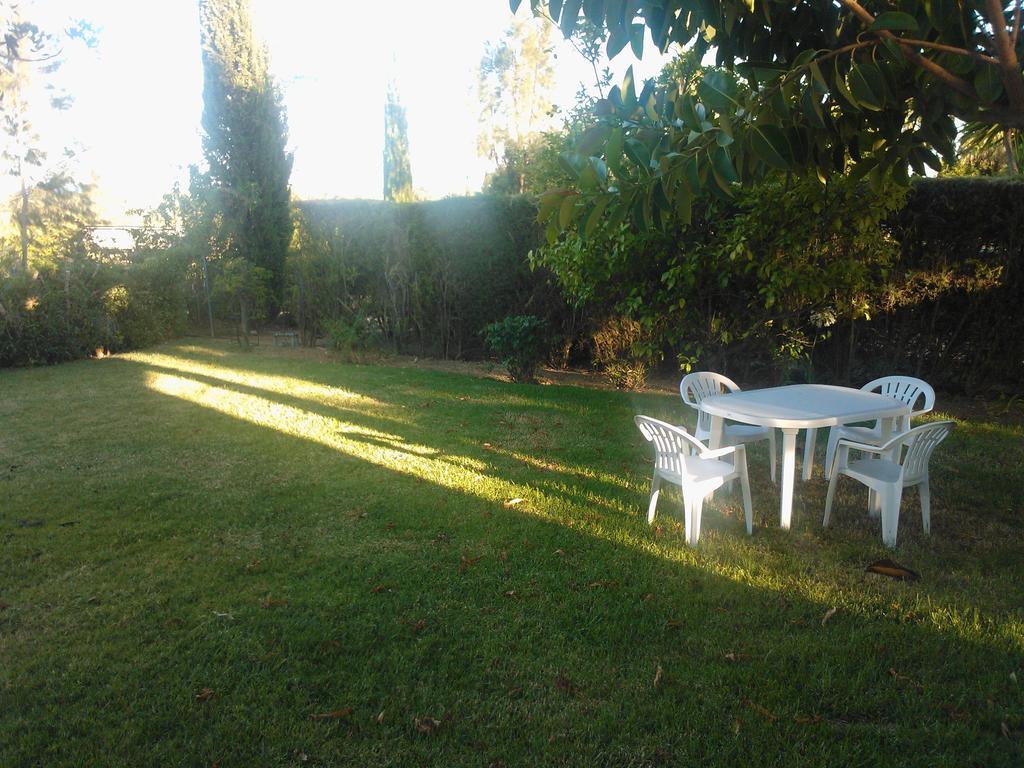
583, 195, 610, 239
848, 63, 884, 111
697, 70, 739, 113
749, 124, 792, 170
549, 0, 564, 21
558, 193, 578, 230
624, 137, 651, 168
509, 0, 524, 12
630, 23, 645, 58
582, 0, 605, 25
711, 147, 738, 186
833, 60, 861, 111
605, 128, 624, 171
607, 29, 630, 58
974, 64, 1004, 103
621, 66, 636, 108
801, 86, 827, 129
577, 125, 609, 155
675, 182, 693, 225
560, 0, 583, 37
537, 190, 566, 223
870, 12, 919, 32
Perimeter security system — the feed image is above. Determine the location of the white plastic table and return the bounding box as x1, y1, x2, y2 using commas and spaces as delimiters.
700, 384, 910, 529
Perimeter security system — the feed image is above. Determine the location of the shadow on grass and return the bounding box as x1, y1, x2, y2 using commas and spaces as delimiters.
3, 341, 1021, 766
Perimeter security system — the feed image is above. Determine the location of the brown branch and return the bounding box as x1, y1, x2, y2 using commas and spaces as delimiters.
899, 37, 999, 65
1012, 0, 1021, 49
985, 0, 1024, 114
839, 0, 978, 101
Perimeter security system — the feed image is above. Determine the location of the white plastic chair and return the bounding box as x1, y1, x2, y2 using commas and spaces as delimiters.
635, 415, 753, 546
823, 420, 954, 548
824, 376, 935, 479
679, 372, 776, 481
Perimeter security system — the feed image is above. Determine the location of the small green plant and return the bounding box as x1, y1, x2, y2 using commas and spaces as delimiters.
483, 315, 549, 383
591, 316, 653, 390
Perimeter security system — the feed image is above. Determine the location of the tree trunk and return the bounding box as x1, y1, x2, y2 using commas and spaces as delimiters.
1004, 128, 1019, 175
18, 176, 30, 271
239, 296, 250, 350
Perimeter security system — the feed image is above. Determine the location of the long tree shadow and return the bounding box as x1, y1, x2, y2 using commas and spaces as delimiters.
2, 352, 1021, 767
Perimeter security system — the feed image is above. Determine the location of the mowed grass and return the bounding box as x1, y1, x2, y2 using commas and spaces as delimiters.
1, 340, 1022, 767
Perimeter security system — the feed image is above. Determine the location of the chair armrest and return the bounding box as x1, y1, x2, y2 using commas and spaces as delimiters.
835, 438, 888, 455
698, 445, 739, 460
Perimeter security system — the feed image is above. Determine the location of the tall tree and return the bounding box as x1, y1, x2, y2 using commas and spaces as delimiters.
199, 0, 292, 316
383, 79, 414, 202
476, 16, 557, 191
1, 4, 92, 270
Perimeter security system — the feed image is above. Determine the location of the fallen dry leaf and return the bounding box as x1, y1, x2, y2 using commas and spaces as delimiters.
414, 716, 442, 734
586, 580, 619, 590
942, 705, 971, 722
666, 618, 684, 629
888, 668, 924, 689
0, 600, 8, 611
376, 710, 386, 724
384, 522, 396, 530
260, 595, 288, 609
504, 590, 517, 598
641, 593, 655, 602
503, 498, 526, 508
370, 584, 389, 594
865, 559, 920, 581
195, 688, 215, 702
553, 548, 566, 557
555, 673, 577, 696
724, 652, 751, 662
482, 442, 492, 449
821, 607, 837, 626
732, 719, 741, 735
407, 618, 427, 633
793, 714, 822, 726
459, 554, 484, 573
653, 664, 663, 689
310, 707, 353, 721
743, 699, 777, 721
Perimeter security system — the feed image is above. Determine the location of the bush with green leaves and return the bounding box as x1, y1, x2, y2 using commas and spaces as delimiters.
483, 315, 550, 383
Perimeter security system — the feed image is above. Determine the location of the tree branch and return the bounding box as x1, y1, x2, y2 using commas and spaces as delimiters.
984, 0, 1024, 114
898, 37, 999, 65
839, 0, 978, 101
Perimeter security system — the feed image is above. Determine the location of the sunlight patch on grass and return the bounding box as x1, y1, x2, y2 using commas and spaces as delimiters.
127, 351, 385, 411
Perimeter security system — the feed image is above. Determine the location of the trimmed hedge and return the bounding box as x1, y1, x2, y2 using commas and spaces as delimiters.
826, 177, 1024, 392
291, 196, 561, 359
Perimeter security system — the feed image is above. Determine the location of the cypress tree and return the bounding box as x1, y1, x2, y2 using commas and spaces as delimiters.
199, 0, 292, 311
383, 79, 413, 202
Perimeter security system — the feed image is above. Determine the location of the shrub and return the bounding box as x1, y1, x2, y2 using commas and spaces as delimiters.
591, 316, 652, 390
483, 315, 549, 383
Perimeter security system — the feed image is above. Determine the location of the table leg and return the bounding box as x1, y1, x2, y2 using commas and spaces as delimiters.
801, 428, 817, 481
780, 428, 799, 530
708, 415, 725, 450
868, 416, 898, 518
707, 416, 733, 494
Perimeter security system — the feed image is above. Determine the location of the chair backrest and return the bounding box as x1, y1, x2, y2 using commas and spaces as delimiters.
862, 376, 935, 419
635, 415, 705, 478
893, 420, 955, 484
679, 372, 741, 435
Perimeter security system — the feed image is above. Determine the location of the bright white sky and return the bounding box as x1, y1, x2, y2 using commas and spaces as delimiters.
12, 1, 672, 221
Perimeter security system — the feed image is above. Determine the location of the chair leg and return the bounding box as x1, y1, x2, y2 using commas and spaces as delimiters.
739, 467, 753, 536
688, 496, 704, 547
647, 475, 661, 524
919, 476, 931, 535
767, 431, 777, 484
682, 493, 692, 543
824, 428, 839, 480
880, 484, 904, 548
823, 471, 840, 527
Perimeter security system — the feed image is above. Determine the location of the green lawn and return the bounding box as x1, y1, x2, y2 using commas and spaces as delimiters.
1, 340, 1021, 767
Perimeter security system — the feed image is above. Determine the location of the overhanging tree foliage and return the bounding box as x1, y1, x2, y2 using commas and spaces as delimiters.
512, 0, 1024, 230
199, 0, 292, 314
